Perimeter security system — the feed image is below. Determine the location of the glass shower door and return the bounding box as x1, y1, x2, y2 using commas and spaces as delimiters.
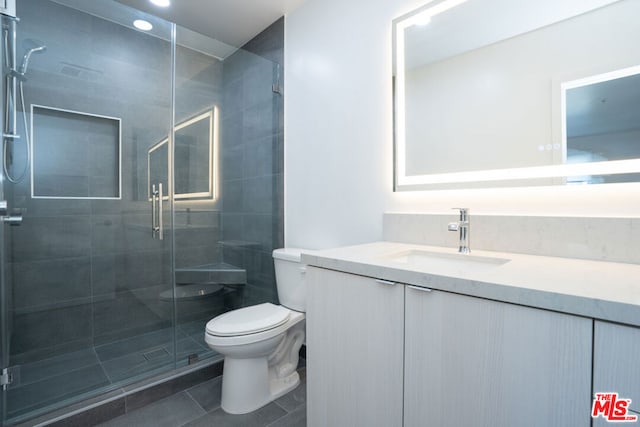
0, 1, 176, 424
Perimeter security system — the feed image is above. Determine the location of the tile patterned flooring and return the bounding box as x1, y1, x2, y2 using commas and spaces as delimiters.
7, 322, 213, 422
97, 368, 307, 427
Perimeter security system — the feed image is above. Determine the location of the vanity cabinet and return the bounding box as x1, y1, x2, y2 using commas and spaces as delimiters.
593, 321, 640, 426
306, 267, 405, 427
404, 286, 592, 427
307, 266, 594, 427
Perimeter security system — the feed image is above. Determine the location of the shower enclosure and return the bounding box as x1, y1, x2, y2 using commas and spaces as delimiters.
0, 0, 284, 425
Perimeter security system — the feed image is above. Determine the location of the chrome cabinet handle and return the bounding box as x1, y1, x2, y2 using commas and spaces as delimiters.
375, 279, 397, 286
408, 285, 432, 292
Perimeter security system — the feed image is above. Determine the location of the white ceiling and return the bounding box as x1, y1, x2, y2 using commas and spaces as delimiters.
115, 0, 306, 48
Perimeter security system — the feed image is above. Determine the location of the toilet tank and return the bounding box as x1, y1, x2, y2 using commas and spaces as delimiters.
273, 248, 307, 312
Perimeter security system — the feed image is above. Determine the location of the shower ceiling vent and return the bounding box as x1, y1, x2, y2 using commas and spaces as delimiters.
59, 62, 103, 81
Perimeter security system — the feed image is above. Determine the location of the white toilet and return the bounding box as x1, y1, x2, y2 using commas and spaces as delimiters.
204, 248, 306, 414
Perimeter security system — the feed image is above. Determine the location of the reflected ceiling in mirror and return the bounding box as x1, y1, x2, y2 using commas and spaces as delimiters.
393, 0, 640, 190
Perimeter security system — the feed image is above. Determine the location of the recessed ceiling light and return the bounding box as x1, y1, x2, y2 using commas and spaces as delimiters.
133, 19, 153, 31
150, 0, 170, 6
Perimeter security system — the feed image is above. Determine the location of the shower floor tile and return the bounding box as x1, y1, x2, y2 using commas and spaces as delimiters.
16, 347, 100, 386
94, 327, 185, 362
100, 348, 173, 384
7, 363, 110, 419
6, 328, 216, 425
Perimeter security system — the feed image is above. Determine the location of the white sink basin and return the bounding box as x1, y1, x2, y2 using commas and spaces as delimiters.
380, 249, 510, 275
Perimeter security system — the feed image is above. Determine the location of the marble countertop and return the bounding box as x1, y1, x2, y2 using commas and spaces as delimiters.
301, 241, 640, 327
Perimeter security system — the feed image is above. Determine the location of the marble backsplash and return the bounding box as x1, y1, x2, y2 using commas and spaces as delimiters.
383, 213, 640, 265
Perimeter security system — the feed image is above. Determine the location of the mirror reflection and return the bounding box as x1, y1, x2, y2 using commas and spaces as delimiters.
394, 0, 640, 190
148, 138, 168, 200
147, 109, 216, 200
564, 68, 640, 184
175, 110, 215, 199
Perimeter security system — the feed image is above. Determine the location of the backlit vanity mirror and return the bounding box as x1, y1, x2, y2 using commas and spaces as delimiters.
393, 0, 640, 190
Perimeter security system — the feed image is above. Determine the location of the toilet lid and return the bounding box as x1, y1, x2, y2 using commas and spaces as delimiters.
206, 303, 291, 336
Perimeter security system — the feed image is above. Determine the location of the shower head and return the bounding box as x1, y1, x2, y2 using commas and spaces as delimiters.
19, 38, 47, 75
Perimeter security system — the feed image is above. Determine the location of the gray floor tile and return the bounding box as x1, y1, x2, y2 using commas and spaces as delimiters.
98, 392, 205, 427
183, 402, 287, 427
274, 368, 306, 412
267, 406, 306, 427
186, 376, 222, 412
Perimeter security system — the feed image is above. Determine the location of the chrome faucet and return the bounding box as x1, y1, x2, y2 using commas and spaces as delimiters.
448, 208, 470, 254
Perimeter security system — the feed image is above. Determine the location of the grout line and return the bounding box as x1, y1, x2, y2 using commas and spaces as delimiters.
272, 399, 290, 414
183, 389, 209, 416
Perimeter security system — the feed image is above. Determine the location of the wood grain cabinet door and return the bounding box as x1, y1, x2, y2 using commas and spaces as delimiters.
404, 286, 592, 427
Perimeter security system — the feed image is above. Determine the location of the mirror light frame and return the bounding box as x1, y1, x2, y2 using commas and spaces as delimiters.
174, 109, 217, 200
147, 107, 218, 201
393, 1, 640, 191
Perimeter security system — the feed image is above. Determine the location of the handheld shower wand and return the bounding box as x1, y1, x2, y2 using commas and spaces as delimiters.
18, 38, 46, 76
3, 36, 47, 183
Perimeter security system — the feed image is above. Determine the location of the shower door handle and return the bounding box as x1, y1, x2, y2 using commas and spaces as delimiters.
151, 184, 158, 238
150, 184, 164, 240
157, 183, 164, 240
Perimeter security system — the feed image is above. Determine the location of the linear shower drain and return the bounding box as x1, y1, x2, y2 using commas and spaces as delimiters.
143, 348, 171, 361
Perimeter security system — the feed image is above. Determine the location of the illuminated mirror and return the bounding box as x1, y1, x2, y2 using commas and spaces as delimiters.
393, 0, 640, 190
147, 108, 217, 201
174, 110, 215, 199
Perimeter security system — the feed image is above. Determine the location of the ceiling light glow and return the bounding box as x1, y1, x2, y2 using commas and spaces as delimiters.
150, 0, 170, 7
133, 19, 153, 31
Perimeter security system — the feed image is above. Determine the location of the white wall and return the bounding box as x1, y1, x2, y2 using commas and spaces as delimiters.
284, 0, 640, 250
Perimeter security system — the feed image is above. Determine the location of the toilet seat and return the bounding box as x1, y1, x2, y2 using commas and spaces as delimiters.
205, 308, 304, 348
206, 303, 291, 337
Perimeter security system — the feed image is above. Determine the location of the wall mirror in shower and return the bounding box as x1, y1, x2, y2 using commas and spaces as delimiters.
30, 105, 121, 199
148, 108, 216, 201
393, 0, 640, 191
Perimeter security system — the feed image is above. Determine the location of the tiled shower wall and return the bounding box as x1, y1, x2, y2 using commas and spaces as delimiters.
220, 18, 285, 306
7, 0, 175, 365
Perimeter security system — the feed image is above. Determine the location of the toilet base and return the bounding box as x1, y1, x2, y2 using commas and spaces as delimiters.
269, 369, 301, 402
220, 356, 301, 414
